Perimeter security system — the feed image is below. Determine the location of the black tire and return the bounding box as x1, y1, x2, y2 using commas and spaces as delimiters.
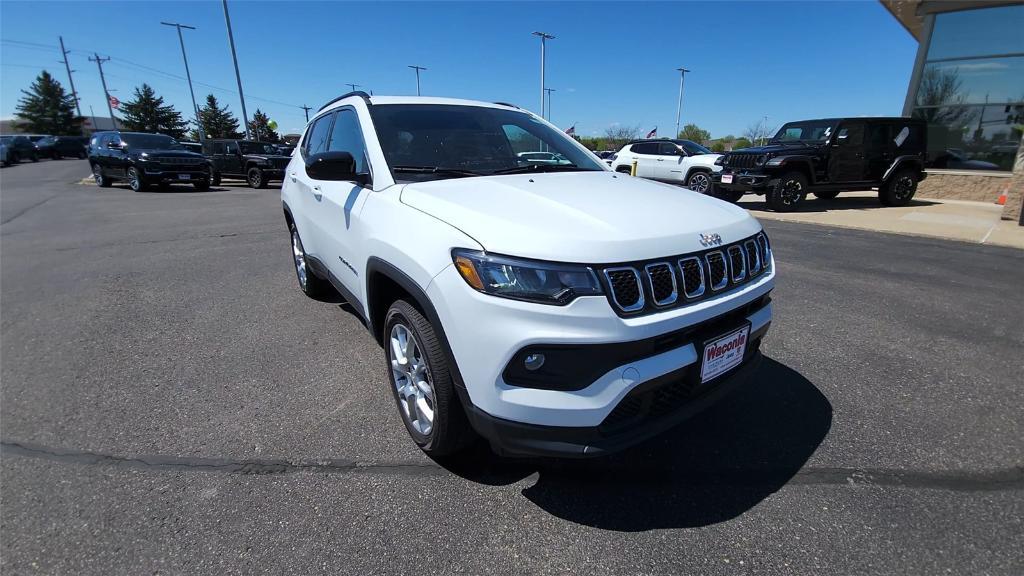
211, 172, 221, 186
879, 168, 918, 207
384, 299, 474, 456
813, 190, 840, 200
9, 152, 19, 164
767, 171, 808, 212
685, 170, 713, 194
288, 220, 332, 298
247, 166, 267, 189
127, 167, 148, 192
30, 152, 38, 162
615, 165, 632, 175
193, 179, 210, 191
77, 150, 87, 159
52, 151, 61, 160
711, 187, 745, 203
92, 163, 112, 188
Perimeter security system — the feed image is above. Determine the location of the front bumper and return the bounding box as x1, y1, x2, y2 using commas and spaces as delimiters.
141, 167, 210, 182
712, 171, 772, 193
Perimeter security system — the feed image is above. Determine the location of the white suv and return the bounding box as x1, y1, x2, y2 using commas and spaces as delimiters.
283, 93, 774, 458
609, 139, 723, 193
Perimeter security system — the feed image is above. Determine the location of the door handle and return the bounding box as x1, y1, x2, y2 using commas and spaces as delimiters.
312, 185, 322, 201
656, 158, 664, 162
290, 172, 297, 183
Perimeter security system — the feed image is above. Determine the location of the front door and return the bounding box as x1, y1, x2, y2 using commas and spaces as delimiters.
222, 141, 243, 176
828, 121, 866, 183
292, 112, 335, 259
630, 142, 660, 178
658, 141, 684, 181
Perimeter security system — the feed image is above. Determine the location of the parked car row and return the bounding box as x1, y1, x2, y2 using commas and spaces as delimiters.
0, 134, 88, 166
588, 116, 927, 212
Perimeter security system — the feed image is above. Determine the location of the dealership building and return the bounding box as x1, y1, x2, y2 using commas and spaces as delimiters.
882, 0, 1024, 223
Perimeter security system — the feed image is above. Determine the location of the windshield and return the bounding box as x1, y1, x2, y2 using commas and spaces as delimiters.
369, 104, 604, 180
239, 141, 280, 155
678, 140, 713, 155
120, 133, 182, 150
771, 121, 836, 143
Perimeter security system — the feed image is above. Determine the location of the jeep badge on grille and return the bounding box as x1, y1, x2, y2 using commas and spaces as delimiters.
699, 233, 723, 247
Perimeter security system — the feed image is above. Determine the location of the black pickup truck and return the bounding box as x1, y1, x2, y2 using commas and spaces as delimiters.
202, 139, 291, 188
711, 117, 927, 211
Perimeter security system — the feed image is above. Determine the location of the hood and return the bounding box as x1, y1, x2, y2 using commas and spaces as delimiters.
400, 171, 761, 263
730, 143, 820, 155
135, 149, 204, 158
245, 154, 291, 160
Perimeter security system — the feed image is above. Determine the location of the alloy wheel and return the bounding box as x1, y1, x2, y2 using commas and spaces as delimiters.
893, 176, 914, 201
389, 324, 435, 436
689, 173, 711, 193
291, 230, 307, 289
128, 168, 140, 191
780, 179, 802, 205
92, 164, 103, 184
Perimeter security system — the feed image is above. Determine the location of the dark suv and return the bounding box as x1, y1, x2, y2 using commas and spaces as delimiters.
34, 136, 88, 159
89, 131, 210, 191
202, 139, 291, 188
1, 135, 41, 163
711, 117, 927, 211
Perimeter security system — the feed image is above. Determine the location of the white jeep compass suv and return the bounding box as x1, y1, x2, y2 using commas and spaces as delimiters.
609, 139, 723, 193
283, 93, 774, 457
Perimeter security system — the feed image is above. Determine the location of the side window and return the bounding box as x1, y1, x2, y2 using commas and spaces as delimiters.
658, 142, 680, 156
836, 122, 864, 146
224, 141, 237, 155
867, 124, 889, 149
633, 143, 658, 154
893, 124, 922, 150
304, 113, 333, 157
326, 109, 368, 174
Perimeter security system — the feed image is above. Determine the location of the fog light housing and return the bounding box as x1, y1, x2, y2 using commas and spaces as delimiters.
524, 353, 545, 371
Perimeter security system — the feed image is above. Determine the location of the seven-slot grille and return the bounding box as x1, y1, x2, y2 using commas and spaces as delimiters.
601, 233, 771, 316
154, 156, 204, 166
723, 153, 760, 169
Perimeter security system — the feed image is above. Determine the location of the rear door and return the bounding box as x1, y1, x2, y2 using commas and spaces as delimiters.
864, 122, 891, 183
828, 121, 866, 183
630, 142, 660, 178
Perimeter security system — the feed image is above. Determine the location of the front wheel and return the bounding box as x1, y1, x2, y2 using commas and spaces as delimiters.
767, 171, 808, 212
193, 179, 210, 191
385, 299, 474, 456
211, 172, 221, 186
685, 171, 712, 194
288, 221, 331, 298
30, 153, 38, 163
127, 167, 148, 192
92, 164, 111, 187
247, 167, 267, 189
879, 169, 918, 207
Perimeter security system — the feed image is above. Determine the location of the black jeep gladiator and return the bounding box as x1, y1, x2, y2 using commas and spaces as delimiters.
711, 117, 927, 211
202, 139, 291, 188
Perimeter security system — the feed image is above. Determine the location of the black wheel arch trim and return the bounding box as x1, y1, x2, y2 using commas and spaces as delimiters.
883, 156, 925, 182
366, 257, 469, 392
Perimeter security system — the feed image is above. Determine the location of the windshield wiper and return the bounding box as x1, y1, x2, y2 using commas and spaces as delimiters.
392, 165, 483, 178
491, 163, 593, 175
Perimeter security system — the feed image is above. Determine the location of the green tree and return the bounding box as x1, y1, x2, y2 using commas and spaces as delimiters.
15, 70, 82, 135
119, 84, 189, 139
678, 123, 711, 143
196, 94, 242, 139
247, 108, 281, 142
710, 141, 726, 153
732, 137, 753, 150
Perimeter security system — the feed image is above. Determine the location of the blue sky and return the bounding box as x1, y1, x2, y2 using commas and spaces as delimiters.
1, 1, 918, 138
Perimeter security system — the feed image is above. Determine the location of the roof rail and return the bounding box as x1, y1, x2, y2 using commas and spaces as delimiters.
494, 101, 520, 109
318, 91, 372, 112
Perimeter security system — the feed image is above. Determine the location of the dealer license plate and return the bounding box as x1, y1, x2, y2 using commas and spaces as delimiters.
700, 325, 749, 383
720, 174, 734, 184
177, 174, 191, 180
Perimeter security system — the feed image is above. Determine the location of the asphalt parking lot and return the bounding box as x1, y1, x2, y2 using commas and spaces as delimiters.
2, 159, 1022, 575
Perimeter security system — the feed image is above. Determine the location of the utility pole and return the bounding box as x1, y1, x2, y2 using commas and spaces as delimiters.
58, 36, 83, 123
89, 105, 97, 134
161, 21, 203, 141
89, 53, 114, 125
674, 67, 689, 140
408, 65, 426, 96
221, 0, 250, 139
532, 32, 554, 117
346, 83, 360, 92
760, 115, 769, 146
301, 105, 312, 123
544, 88, 556, 121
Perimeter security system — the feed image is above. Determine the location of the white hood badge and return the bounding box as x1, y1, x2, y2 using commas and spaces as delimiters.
699, 233, 723, 247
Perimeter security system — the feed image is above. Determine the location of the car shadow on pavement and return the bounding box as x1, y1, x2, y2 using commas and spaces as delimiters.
742, 196, 938, 213
438, 356, 832, 531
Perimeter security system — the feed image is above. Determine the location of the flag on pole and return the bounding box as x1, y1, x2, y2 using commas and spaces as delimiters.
646, 127, 657, 138
108, 95, 120, 109
564, 125, 576, 136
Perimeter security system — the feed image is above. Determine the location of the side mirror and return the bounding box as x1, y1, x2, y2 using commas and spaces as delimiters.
305, 151, 367, 184
106, 141, 122, 150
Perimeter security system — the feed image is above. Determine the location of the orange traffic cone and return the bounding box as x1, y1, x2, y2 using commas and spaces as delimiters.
996, 184, 1008, 206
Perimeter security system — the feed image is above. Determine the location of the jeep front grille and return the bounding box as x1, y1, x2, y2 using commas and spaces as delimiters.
724, 153, 759, 169
600, 232, 770, 316
154, 156, 204, 166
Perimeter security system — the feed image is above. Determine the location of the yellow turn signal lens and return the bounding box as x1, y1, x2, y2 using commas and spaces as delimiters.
454, 255, 484, 290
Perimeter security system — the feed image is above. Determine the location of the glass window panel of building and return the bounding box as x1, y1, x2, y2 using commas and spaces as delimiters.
912, 4, 1024, 172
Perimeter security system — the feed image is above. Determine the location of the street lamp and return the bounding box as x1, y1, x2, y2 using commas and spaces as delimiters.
544, 87, 556, 121
408, 65, 426, 96
674, 67, 690, 140
532, 32, 554, 117
161, 21, 203, 141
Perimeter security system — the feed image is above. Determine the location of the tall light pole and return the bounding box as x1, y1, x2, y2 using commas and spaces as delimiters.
221, 0, 250, 139
161, 21, 203, 141
544, 88, 556, 121
532, 32, 554, 117
408, 65, 426, 96
674, 67, 690, 140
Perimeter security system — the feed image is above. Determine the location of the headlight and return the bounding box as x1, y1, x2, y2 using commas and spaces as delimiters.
452, 249, 602, 305
756, 155, 769, 166
714, 156, 725, 166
